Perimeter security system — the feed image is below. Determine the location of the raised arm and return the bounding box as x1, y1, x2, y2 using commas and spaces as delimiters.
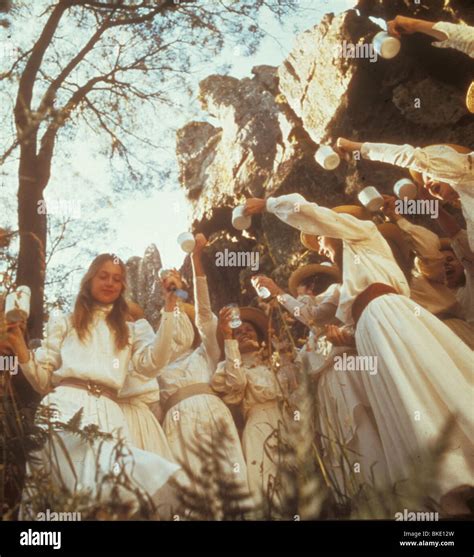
397, 218, 446, 283
387, 15, 474, 58
248, 193, 374, 242
253, 274, 337, 328
192, 233, 221, 366
132, 291, 195, 377
431, 22, 474, 58
277, 287, 339, 328
360, 142, 471, 186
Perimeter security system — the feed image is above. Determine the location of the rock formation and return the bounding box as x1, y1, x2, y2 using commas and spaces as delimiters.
126, 244, 164, 330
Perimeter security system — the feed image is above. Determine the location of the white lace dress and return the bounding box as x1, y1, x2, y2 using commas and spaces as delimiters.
212, 342, 284, 507
20, 305, 181, 516
266, 193, 474, 502
158, 277, 249, 494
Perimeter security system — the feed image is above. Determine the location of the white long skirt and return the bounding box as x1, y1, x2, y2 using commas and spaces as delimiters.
355, 294, 474, 501
316, 353, 390, 497
120, 399, 175, 461
162, 393, 249, 493
242, 401, 282, 507
23, 385, 180, 519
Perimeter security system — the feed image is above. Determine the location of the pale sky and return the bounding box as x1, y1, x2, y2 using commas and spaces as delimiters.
0, 0, 358, 304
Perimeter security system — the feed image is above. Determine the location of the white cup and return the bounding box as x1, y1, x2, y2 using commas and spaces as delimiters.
232, 205, 251, 231
358, 186, 384, 212
5, 286, 31, 323
373, 31, 401, 60
177, 232, 195, 254
225, 303, 242, 329
315, 145, 340, 170
393, 178, 417, 200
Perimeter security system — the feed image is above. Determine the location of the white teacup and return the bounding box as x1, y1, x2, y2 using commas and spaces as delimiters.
315, 145, 340, 170
225, 303, 242, 329
177, 232, 195, 254
358, 186, 384, 212
373, 31, 401, 60
5, 286, 31, 323
232, 205, 251, 231
393, 178, 417, 200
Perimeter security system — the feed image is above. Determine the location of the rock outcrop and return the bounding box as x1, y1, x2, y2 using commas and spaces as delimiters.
126, 244, 164, 330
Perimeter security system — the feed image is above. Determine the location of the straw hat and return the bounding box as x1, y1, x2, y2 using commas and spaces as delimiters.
409, 144, 472, 186
467, 81, 474, 114
239, 306, 269, 340
300, 205, 371, 251
288, 264, 341, 297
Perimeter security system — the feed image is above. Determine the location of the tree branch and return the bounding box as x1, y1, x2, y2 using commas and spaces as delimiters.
14, 2, 67, 133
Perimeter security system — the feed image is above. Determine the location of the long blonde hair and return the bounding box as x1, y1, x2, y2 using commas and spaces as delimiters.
72, 254, 130, 350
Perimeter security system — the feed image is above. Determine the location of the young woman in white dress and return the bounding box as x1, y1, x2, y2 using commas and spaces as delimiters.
6, 254, 181, 517
118, 303, 176, 460
211, 306, 284, 510
156, 234, 250, 501
244, 194, 473, 514
255, 269, 390, 500
381, 196, 474, 349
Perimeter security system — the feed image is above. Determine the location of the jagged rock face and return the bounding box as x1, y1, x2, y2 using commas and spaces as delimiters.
278, 11, 378, 146
176, 65, 321, 226
126, 244, 164, 330
176, 2, 474, 311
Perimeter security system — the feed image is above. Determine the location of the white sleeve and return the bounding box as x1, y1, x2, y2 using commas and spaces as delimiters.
21, 314, 68, 395
397, 218, 446, 282
277, 291, 338, 327
361, 142, 472, 187
432, 22, 474, 58
131, 310, 193, 377
195, 276, 221, 367
210, 339, 246, 405
266, 193, 374, 242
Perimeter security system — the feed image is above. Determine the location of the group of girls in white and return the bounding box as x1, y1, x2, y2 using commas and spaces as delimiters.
3, 14, 473, 519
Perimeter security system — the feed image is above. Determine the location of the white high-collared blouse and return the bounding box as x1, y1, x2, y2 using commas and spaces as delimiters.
432, 21, 474, 58
21, 304, 193, 395
265, 193, 410, 326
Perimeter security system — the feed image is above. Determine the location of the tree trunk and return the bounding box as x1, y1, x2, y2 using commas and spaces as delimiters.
16, 147, 47, 339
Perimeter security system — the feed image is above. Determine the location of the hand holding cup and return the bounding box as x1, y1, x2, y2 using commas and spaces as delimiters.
218, 307, 234, 340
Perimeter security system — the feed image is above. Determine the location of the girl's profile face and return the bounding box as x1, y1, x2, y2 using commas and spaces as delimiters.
90, 260, 123, 304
